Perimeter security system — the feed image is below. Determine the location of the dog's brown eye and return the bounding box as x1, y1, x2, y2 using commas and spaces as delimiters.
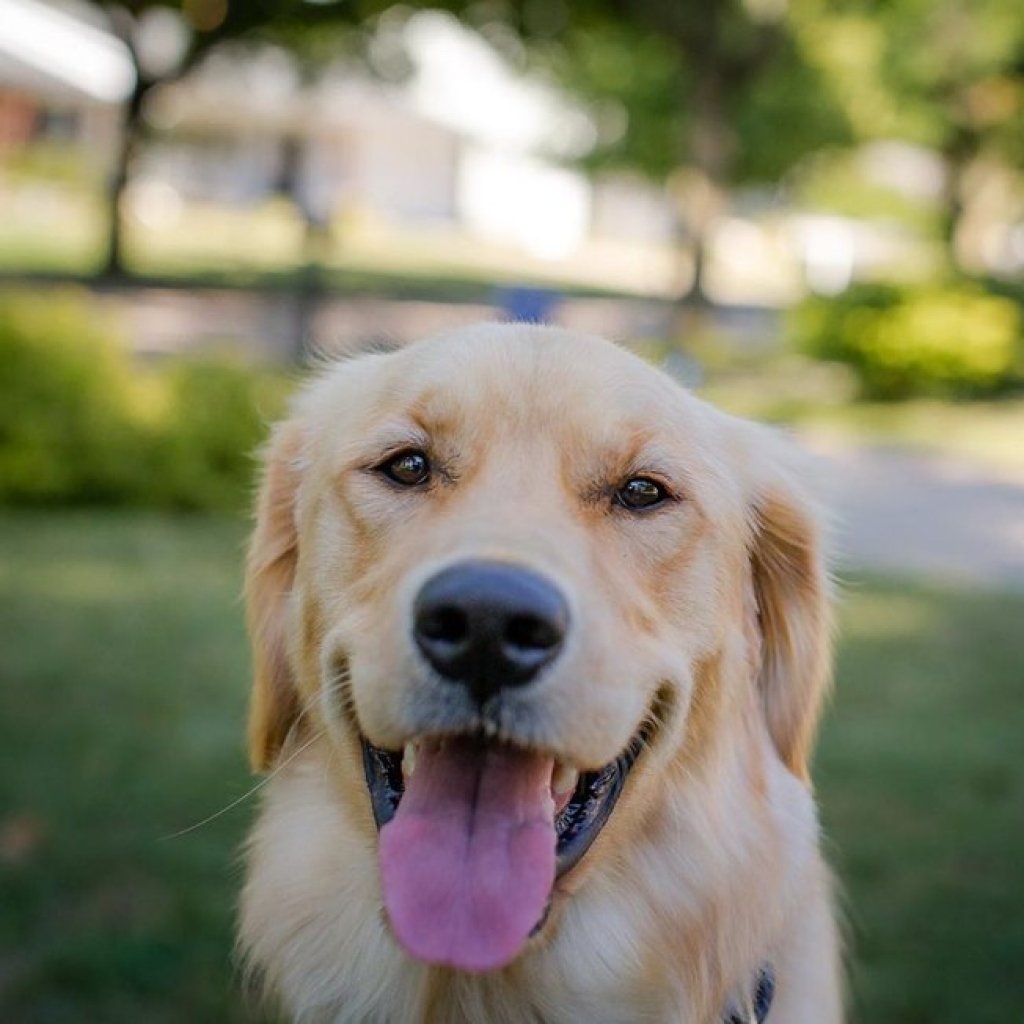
381, 450, 431, 486
616, 477, 667, 510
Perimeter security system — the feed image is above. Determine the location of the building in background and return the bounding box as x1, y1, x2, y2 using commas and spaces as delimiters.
0, 0, 131, 163
3, 0, 990, 298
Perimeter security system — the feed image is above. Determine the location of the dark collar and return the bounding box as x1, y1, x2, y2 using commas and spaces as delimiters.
723, 965, 775, 1023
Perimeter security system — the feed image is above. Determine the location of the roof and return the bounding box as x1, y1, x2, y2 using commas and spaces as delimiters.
0, 0, 135, 104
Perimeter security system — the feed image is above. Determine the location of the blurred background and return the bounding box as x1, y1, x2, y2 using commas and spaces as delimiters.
0, 0, 1022, 1020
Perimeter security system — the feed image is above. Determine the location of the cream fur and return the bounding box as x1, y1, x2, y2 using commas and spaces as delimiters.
238, 324, 843, 1023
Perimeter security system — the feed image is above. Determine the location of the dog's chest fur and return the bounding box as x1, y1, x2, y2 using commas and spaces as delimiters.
239, 743, 826, 1024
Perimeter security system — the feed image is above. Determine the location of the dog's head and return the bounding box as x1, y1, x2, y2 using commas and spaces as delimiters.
245, 324, 831, 974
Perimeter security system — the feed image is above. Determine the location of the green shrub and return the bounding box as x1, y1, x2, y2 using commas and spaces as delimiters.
150, 358, 290, 511
791, 282, 1022, 399
0, 289, 145, 503
0, 288, 290, 510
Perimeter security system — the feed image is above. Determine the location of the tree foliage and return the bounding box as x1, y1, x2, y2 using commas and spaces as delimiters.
793, 0, 1024, 244
84, 0, 365, 274
80, 0, 1020, 283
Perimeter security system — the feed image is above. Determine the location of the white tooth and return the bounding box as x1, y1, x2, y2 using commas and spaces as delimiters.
403, 742, 417, 778
552, 762, 579, 795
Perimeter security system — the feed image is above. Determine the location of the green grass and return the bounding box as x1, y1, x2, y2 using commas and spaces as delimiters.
699, 357, 1024, 479
788, 398, 1024, 478
818, 578, 1024, 1022
0, 512, 261, 1022
1, 513, 1022, 1022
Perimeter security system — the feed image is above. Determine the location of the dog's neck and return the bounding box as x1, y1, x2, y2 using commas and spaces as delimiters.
239, 730, 819, 1024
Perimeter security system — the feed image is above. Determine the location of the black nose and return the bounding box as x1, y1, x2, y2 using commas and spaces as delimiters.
413, 560, 569, 702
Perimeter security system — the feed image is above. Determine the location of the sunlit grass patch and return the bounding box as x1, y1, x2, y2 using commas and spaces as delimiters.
703, 363, 1024, 480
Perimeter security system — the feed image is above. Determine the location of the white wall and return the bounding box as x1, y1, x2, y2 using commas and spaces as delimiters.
458, 147, 590, 259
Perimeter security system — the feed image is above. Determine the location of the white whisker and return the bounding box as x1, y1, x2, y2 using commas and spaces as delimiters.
160, 727, 326, 841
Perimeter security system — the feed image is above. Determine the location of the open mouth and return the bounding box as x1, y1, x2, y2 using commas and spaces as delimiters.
362, 730, 648, 877
361, 722, 650, 973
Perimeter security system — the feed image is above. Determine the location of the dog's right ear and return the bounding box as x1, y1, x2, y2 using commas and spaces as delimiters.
245, 421, 305, 772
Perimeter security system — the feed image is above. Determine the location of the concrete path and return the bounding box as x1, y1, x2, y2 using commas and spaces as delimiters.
802, 436, 1024, 588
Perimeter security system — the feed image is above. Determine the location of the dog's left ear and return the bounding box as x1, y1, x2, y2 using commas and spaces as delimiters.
245, 420, 305, 772
744, 430, 833, 780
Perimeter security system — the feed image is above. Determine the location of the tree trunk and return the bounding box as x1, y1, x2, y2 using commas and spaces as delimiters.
672, 67, 733, 342
936, 92, 980, 273
102, 75, 148, 279
939, 148, 975, 274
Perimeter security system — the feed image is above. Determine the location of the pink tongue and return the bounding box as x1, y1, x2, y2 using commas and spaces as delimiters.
379, 739, 556, 973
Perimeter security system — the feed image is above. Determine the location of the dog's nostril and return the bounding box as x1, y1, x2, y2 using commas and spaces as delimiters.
505, 614, 561, 652
413, 560, 569, 697
420, 606, 469, 645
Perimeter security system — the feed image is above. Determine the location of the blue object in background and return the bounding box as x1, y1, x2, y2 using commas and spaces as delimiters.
495, 286, 560, 324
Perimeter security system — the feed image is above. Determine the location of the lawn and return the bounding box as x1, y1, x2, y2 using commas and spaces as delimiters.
699, 356, 1024, 481
1, 512, 1022, 1023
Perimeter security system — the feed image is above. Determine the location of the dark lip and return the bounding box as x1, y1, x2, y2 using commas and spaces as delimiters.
360, 722, 651, 881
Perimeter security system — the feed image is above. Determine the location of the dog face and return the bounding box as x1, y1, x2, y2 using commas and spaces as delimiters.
245, 324, 831, 976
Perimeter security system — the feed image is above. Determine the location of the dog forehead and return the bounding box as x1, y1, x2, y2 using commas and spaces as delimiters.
411, 322, 671, 401
323, 325, 691, 438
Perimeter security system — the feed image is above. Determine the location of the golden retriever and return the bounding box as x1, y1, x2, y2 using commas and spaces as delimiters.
238, 323, 842, 1023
